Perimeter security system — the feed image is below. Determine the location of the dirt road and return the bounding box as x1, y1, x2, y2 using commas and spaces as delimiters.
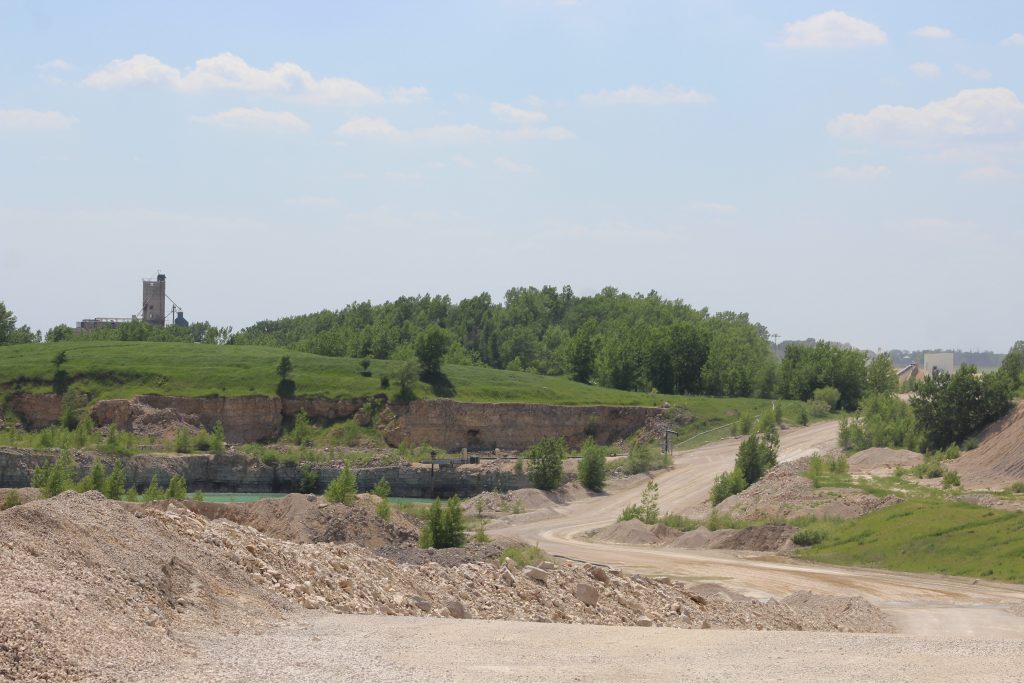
494, 422, 1024, 639
151, 612, 1024, 683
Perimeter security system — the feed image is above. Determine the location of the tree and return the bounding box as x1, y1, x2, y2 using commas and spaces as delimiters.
52, 350, 71, 395
371, 477, 391, 498
324, 465, 357, 504
526, 437, 566, 490
565, 320, 597, 383
419, 496, 466, 548
734, 415, 779, 488
105, 460, 126, 500
577, 438, 607, 492
710, 468, 746, 505
395, 359, 420, 401
0, 302, 36, 346
910, 365, 1012, 450
78, 459, 107, 493
210, 422, 226, 455
45, 324, 74, 343
865, 353, 898, 396
2, 489, 21, 510
619, 481, 660, 524
414, 324, 452, 376
142, 475, 165, 501
1000, 341, 1024, 391
276, 355, 296, 398
166, 475, 187, 500
32, 451, 76, 498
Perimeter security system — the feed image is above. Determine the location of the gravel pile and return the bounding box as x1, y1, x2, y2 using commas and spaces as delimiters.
0, 492, 893, 682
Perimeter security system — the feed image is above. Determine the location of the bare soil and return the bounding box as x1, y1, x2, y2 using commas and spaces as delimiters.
949, 402, 1024, 489
848, 447, 922, 475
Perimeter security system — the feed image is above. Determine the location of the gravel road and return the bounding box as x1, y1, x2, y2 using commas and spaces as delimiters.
144, 612, 1024, 683
492, 421, 1024, 639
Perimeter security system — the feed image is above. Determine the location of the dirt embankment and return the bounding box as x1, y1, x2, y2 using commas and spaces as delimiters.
713, 459, 901, 521
847, 447, 922, 475
949, 402, 1024, 489
587, 519, 799, 552
0, 492, 893, 682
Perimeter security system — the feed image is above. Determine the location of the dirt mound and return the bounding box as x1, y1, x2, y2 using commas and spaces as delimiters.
848, 448, 922, 474
375, 541, 511, 567
144, 493, 421, 549
949, 402, 1024, 489
0, 487, 42, 508
714, 459, 901, 521
464, 484, 592, 517
780, 591, 893, 632
671, 525, 796, 552
589, 519, 682, 545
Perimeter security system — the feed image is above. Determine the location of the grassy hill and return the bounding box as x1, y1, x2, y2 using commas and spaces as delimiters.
0, 342, 815, 444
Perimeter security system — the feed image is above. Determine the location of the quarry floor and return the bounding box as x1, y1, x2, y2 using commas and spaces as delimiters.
146, 611, 1024, 683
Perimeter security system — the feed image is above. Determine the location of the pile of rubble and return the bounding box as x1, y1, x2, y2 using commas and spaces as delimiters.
0, 492, 893, 682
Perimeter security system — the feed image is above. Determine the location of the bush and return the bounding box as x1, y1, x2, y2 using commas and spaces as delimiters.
942, 470, 961, 489
658, 513, 699, 532
324, 465, 358, 505
738, 413, 754, 435
943, 444, 961, 460
498, 544, 546, 569
297, 464, 319, 493
625, 439, 669, 474
142, 475, 165, 501
210, 422, 226, 455
618, 481, 659, 524
78, 459, 106, 493
104, 461, 126, 500
290, 411, 313, 446
371, 477, 391, 499
798, 405, 809, 426
166, 475, 187, 500
192, 490, 205, 502
419, 496, 466, 549
174, 428, 192, 454
812, 386, 841, 411
710, 468, 746, 505
911, 458, 944, 479
577, 438, 607, 492
806, 400, 831, 418
472, 521, 490, 543
100, 426, 134, 456
526, 437, 566, 491
375, 497, 391, 520
962, 436, 980, 451
804, 453, 849, 487
793, 528, 826, 546
774, 402, 784, 425
379, 375, 390, 389
32, 451, 76, 498
2, 489, 21, 510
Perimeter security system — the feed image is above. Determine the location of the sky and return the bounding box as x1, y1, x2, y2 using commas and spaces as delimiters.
1, 1, 1022, 352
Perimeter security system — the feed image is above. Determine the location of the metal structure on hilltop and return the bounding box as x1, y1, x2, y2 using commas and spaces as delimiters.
76, 272, 189, 332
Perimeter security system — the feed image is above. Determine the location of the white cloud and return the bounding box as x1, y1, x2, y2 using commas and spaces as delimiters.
772, 11, 887, 49
0, 109, 76, 129
956, 65, 992, 81
494, 157, 533, 173
911, 62, 941, 78
1002, 33, 1024, 46
578, 85, 713, 106
336, 117, 572, 143
690, 201, 737, 213
83, 53, 415, 106
829, 88, 1024, 140
911, 26, 952, 39
337, 116, 402, 138
37, 59, 74, 84
192, 107, 310, 132
825, 164, 889, 180
961, 166, 1015, 180
490, 102, 547, 124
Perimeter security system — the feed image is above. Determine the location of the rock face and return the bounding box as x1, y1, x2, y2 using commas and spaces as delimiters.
9, 394, 62, 430
92, 395, 285, 443
381, 399, 663, 452
0, 448, 530, 498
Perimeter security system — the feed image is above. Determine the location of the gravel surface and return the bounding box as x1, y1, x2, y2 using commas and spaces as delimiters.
141, 612, 1024, 683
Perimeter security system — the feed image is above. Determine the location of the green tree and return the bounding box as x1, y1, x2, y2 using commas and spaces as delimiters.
324, 465, 357, 504
999, 341, 1024, 391
734, 415, 779, 487
192, 490, 205, 502
105, 460, 126, 500
142, 475, 165, 501
78, 459, 107, 493
174, 428, 192, 454
0, 302, 36, 346
2, 489, 21, 510
166, 475, 187, 500
865, 353, 899, 396
210, 421, 226, 454
395, 359, 420, 401
526, 437, 566, 490
577, 437, 607, 492
371, 477, 391, 498
709, 468, 746, 505
419, 496, 465, 548
619, 481, 660, 524
45, 324, 75, 342
911, 365, 1012, 450
565, 320, 597, 383
276, 355, 296, 398
290, 411, 313, 446
52, 350, 71, 395
33, 451, 76, 498
414, 324, 452, 376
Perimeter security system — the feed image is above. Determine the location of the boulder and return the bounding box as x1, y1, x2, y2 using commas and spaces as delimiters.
574, 582, 600, 607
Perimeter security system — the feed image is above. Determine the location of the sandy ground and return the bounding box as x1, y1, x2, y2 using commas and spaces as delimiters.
142, 612, 1024, 683
492, 421, 1024, 639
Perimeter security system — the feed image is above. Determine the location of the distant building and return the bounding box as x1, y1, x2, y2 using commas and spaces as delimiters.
923, 352, 956, 376
77, 273, 186, 331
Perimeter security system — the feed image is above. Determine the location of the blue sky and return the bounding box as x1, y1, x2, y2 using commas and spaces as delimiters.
1, 1, 1022, 352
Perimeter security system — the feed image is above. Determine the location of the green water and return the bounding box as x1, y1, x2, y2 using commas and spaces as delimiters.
390, 497, 435, 505
201, 492, 290, 503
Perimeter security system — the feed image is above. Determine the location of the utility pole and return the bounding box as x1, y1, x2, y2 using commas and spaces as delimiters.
664, 428, 678, 456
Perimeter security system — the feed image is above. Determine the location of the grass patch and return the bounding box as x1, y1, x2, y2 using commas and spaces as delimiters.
798, 499, 1024, 583
498, 544, 549, 568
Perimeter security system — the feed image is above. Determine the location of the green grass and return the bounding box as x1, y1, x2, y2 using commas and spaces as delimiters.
498, 544, 549, 568
0, 342, 819, 424
798, 499, 1024, 583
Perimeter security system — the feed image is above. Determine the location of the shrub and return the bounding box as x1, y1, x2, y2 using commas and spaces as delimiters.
359, 357, 372, 377
774, 402, 784, 425
710, 468, 746, 506
123, 487, 139, 502
911, 458, 944, 479
962, 436, 980, 451
658, 514, 699, 532
379, 375, 390, 389
290, 411, 314, 446
375, 497, 391, 519
738, 413, 754, 435
192, 490, 205, 502
296, 464, 319, 493
619, 481, 659, 524
32, 451, 76, 498
625, 439, 669, 474
192, 430, 211, 452
793, 528, 826, 546
2, 489, 21, 510
174, 428, 192, 454
472, 521, 490, 543
942, 470, 961, 489
371, 477, 391, 499
498, 544, 546, 569
943, 444, 961, 460
805, 453, 849, 487
577, 438, 607, 492
104, 461, 126, 500
419, 496, 466, 549
78, 459, 106, 493
99, 426, 134, 456
210, 422, 226, 454
806, 400, 831, 418
324, 465, 357, 505
166, 475, 188, 500
798, 405, 809, 426
143, 475, 165, 501
812, 386, 841, 411
526, 437, 566, 490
